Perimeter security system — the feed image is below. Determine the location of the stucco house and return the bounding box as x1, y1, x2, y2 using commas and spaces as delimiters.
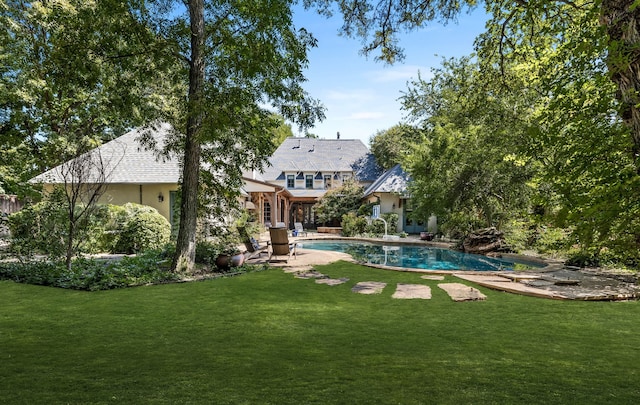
363, 164, 436, 234
30, 125, 436, 235
30, 123, 181, 225
29, 125, 382, 231
246, 137, 381, 230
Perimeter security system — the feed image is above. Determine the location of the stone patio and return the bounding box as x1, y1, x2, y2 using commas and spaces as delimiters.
248, 236, 639, 301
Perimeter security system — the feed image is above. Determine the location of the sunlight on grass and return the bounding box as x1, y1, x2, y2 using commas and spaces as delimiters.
1, 262, 639, 403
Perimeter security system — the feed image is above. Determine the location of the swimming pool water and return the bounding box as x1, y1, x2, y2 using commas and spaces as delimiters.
298, 240, 543, 271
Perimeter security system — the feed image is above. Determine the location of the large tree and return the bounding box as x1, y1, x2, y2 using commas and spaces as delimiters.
402, 57, 537, 236
369, 124, 422, 170
317, 0, 640, 171
0, 0, 169, 196
2, 1, 324, 272
139, 1, 324, 272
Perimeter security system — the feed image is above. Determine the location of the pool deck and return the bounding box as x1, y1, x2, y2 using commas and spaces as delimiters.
250, 232, 639, 301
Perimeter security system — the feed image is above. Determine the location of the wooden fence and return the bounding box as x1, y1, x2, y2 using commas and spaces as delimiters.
1, 194, 23, 238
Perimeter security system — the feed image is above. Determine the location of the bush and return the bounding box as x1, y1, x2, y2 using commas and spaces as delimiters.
195, 240, 219, 265
115, 209, 171, 254
0, 250, 179, 291
340, 212, 400, 237
8, 199, 172, 256
365, 212, 399, 236
8, 198, 67, 257
341, 212, 368, 237
440, 212, 486, 239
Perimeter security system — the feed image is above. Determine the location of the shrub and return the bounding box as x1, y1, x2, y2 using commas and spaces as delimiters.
115, 209, 171, 254
440, 212, 486, 239
365, 212, 398, 236
341, 212, 368, 237
0, 250, 179, 290
8, 199, 173, 256
195, 240, 219, 265
94, 204, 128, 253
8, 198, 67, 257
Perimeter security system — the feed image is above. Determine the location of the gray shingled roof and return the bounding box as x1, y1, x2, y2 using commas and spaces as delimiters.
363, 164, 411, 197
261, 137, 381, 182
30, 123, 181, 184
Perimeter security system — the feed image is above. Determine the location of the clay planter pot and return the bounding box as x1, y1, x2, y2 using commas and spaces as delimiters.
215, 252, 245, 271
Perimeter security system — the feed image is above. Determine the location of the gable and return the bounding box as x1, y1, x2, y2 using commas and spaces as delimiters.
363, 164, 411, 196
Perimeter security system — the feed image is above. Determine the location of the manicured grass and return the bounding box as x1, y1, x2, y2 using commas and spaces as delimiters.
1, 261, 639, 404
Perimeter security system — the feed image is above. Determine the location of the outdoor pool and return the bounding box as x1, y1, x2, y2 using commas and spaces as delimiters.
297, 240, 545, 271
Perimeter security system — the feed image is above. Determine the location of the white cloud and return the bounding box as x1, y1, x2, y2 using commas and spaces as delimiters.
346, 111, 386, 120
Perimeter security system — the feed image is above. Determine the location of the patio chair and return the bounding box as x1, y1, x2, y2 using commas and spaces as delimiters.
238, 226, 269, 260
243, 236, 269, 260
293, 222, 307, 237
268, 227, 297, 263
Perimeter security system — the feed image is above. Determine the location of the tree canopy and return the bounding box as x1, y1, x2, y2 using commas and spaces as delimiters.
369, 124, 422, 170
0, 0, 170, 196
136, 1, 325, 272
2, 1, 325, 272
396, 1, 640, 262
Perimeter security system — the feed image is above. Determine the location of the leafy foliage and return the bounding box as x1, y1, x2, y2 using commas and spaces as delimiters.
7, 194, 68, 258
115, 209, 171, 254
0, 0, 170, 195
9, 201, 170, 256
0, 250, 180, 291
402, 57, 536, 237
314, 179, 364, 224
341, 212, 398, 237
369, 124, 423, 170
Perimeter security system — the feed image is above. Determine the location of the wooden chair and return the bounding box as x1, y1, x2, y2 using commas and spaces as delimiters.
268, 227, 297, 262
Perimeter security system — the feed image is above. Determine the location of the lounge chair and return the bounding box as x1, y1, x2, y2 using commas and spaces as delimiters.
268, 227, 297, 262
243, 237, 269, 260
238, 226, 269, 260
293, 222, 307, 237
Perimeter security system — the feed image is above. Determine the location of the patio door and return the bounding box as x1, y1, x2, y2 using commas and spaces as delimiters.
402, 198, 425, 234
289, 202, 316, 229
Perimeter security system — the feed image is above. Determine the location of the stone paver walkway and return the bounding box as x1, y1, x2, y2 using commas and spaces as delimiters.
438, 283, 487, 302
392, 284, 432, 299
351, 281, 387, 295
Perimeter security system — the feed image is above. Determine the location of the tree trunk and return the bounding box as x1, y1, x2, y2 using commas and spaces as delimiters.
66, 220, 75, 271
600, 0, 640, 170
172, 0, 204, 273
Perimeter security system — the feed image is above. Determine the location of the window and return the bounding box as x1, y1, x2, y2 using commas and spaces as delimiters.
342, 174, 351, 182
305, 174, 313, 189
323, 175, 332, 189
286, 174, 294, 188
264, 202, 271, 224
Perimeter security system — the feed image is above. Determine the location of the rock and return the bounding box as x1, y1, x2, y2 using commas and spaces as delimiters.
461, 227, 509, 255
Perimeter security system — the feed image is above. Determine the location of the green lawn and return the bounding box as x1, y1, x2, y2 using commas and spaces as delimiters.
1, 261, 639, 404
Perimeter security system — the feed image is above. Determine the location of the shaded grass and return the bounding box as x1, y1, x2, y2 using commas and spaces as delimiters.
1, 260, 639, 404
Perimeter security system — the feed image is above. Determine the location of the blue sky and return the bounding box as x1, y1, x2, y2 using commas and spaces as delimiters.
291, 6, 488, 146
